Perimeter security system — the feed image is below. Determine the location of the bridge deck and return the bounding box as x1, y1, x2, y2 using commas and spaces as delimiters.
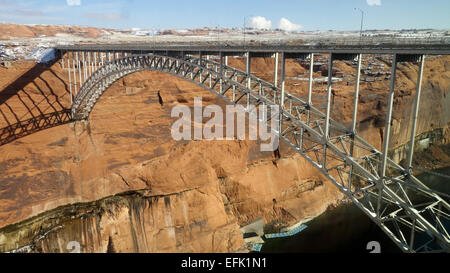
55, 44, 450, 55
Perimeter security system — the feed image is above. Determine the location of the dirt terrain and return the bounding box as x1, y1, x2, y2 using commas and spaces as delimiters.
0, 50, 448, 253
0, 23, 107, 40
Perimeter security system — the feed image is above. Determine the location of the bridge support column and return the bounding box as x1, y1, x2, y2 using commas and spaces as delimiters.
307, 53, 314, 125
233, 74, 237, 101
88, 51, 92, 77
351, 54, 362, 136
67, 53, 73, 104
94, 52, 97, 72
199, 52, 203, 82
246, 52, 251, 89
82, 52, 87, 84
380, 54, 398, 177
94, 52, 97, 71
298, 53, 315, 154
274, 52, 279, 88
323, 54, 335, 169
280, 52, 286, 138
61, 50, 65, 69
406, 55, 425, 172
224, 56, 228, 78
348, 53, 362, 191
77, 52, 82, 90
209, 71, 212, 88
280, 52, 286, 107
72, 51, 78, 97
379, 54, 398, 218
88, 52, 92, 77
220, 52, 224, 94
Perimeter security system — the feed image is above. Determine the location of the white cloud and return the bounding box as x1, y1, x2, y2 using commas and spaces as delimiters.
247, 16, 272, 30
278, 18, 302, 32
66, 0, 81, 6
366, 0, 381, 6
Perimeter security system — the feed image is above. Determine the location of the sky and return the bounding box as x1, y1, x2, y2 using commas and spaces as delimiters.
0, 0, 449, 31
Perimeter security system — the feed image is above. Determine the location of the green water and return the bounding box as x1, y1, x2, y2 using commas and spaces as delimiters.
262, 167, 450, 253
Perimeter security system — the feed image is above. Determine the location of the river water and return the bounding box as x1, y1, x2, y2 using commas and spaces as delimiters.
262, 167, 450, 253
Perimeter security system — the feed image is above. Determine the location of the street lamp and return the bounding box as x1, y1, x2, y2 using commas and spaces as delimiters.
354, 8, 365, 45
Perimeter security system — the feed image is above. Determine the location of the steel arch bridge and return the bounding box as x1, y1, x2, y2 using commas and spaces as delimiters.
57, 47, 449, 253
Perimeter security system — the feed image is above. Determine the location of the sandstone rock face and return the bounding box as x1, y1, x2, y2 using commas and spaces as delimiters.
0, 55, 448, 253
0, 23, 106, 39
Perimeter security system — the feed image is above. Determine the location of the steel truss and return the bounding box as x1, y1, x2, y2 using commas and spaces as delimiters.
68, 52, 449, 253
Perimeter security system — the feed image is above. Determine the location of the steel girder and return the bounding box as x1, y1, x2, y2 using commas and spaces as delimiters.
71, 53, 450, 253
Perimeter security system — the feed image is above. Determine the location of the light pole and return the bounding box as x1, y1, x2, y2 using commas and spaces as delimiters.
354, 8, 364, 45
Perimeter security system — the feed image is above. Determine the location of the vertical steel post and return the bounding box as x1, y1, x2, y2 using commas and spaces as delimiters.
280, 52, 286, 108
280, 52, 286, 137
307, 53, 314, 125
220, 52, 224, 94
233, 74, 237, 101
77, 52, 82, 89
274, 52, 279, 88
67, 52, 72, 104
73, 51, 78, 96
300, 53, 315, 154
351, 54, 362, 134
406, 55, 425, 171
348, 53, 362, 192
88, 51, 92, 77
246, 52, 251, 89
323, 54, 334, 168
380, 54, 398, 178
94, 52, 97, 71
324, 54, 334, 139
61, 50, 65, 69
224, 55, 228, 78
246, 52, 252, 109
199, 52, 203, 82
378, 54, 398, 218
82, 52, 87, 84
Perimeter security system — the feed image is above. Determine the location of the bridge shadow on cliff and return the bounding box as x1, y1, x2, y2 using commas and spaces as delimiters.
0, 57, 73, 146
